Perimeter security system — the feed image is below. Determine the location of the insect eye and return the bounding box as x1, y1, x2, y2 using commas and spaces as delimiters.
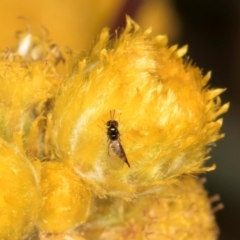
106, 121, 111, 126
114, 121, 118, 127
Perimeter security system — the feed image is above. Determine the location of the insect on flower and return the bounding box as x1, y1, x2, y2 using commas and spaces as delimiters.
106, 110, 130, 168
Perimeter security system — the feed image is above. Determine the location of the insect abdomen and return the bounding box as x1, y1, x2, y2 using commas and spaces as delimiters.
110, 140, 125, 158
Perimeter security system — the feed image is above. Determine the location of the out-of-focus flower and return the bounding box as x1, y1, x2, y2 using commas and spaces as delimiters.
36, 161, 92, 234
0, 138, 39, 239
0, 51, 61, 158
134, 0, 181, 42
0, 0, 126, 51
38, 232, 86, 240
80, 176, 219, 240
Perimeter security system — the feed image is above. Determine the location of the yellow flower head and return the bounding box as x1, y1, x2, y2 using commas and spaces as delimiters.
37, 161, 92, 234
0, 52, 60, 144
51, 17, 229, 200
81, 176, 219, 240
0, 138, 39, 239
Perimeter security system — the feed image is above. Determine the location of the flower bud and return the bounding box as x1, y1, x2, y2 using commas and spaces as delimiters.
82, 176, 219, 240
50, 17, 229, 200
0, 54, 60, 144
0, 138, 39, 239
37, 161, 92, 233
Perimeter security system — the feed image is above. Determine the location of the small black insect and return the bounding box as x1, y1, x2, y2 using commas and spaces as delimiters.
106, 110, 130, 168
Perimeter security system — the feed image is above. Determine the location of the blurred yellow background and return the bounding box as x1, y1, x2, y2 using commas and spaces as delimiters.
0, 0, 126, 51
0, 0, 181, 52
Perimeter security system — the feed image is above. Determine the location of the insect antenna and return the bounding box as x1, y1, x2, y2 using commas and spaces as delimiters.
110, 109, 115, 121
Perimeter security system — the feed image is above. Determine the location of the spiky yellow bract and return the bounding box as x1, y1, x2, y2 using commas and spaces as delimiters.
37, 161, 92, 233
51, 17, 229, 200
0, 137, 39, 239
81, 176, 218, 240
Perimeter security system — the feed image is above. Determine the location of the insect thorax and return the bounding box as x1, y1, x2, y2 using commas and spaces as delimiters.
107, 127, 119, 140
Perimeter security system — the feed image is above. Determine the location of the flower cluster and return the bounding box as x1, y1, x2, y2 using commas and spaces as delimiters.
0, 17, 228, 239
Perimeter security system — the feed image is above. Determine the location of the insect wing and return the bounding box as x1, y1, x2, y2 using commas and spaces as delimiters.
117, 141, 130, 168
107, 141, 125, 170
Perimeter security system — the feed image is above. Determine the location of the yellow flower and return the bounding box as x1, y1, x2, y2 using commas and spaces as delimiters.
0, 138, 39, 239
0, 51, 60, 145
81, 176, 219, 240
0, 15, 228, 238
36, 161, 92, 234
50, 17, 229, 200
